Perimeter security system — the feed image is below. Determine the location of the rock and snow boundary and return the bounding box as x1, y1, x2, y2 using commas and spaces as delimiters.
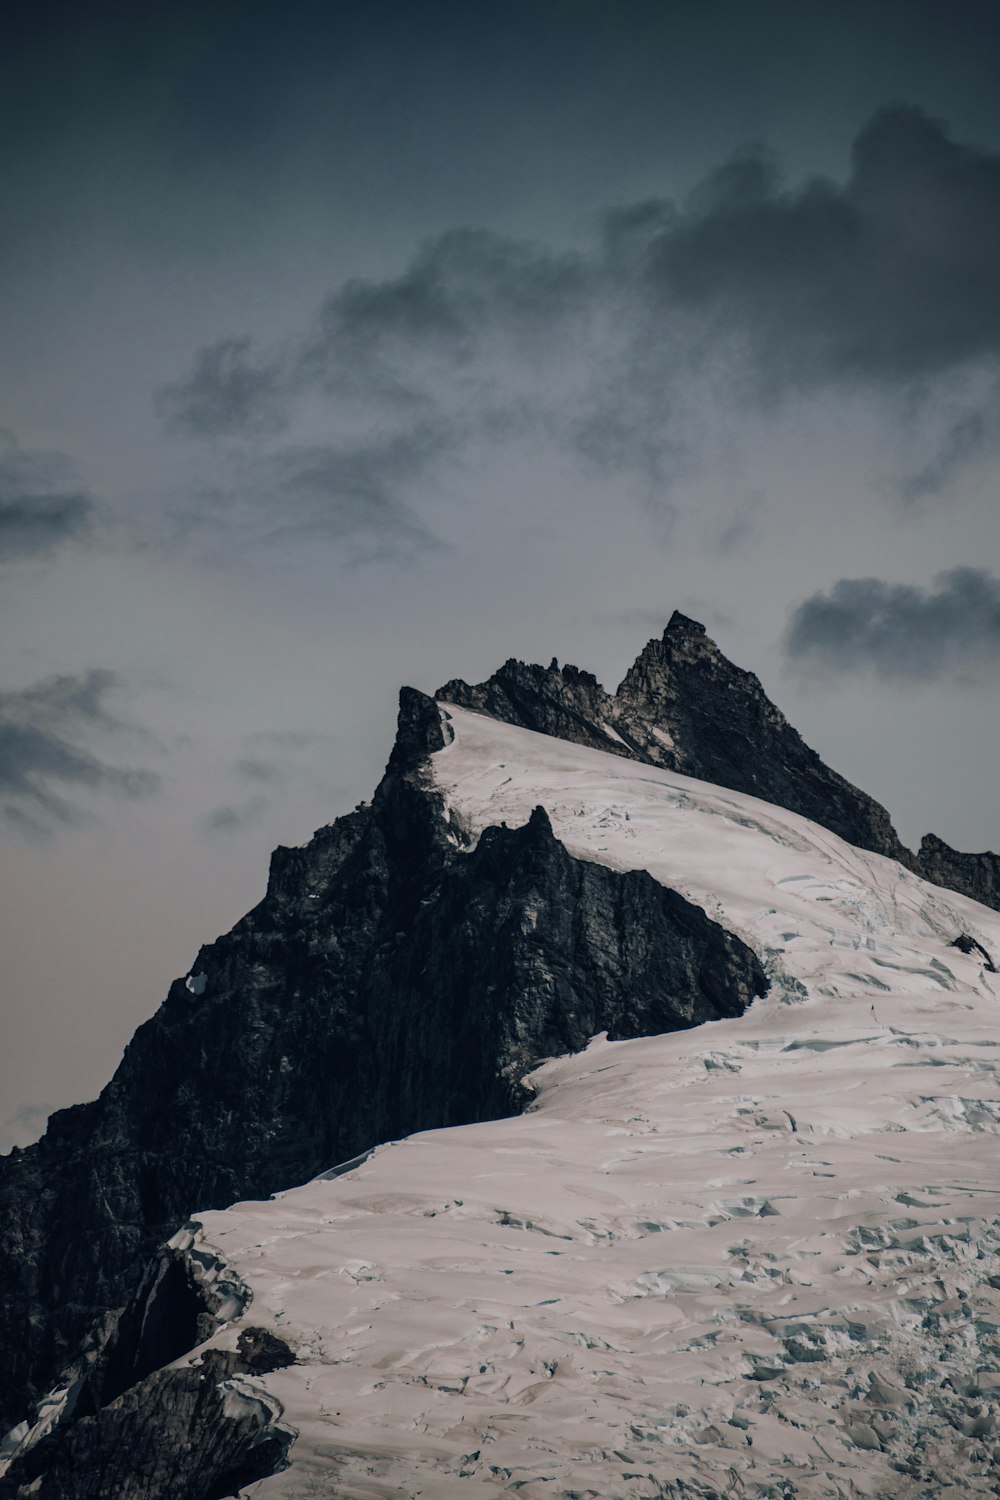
149, 704, 1000, 1499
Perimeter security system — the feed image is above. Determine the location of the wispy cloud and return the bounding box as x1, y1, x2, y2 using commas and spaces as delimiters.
158, 105, 1000, 548
0, 670, 160, 838
299, 228, 592, 404
786, 567, 1000, 680
202, 796, 270, 835
155, 337, 289, 438
244, 728, 336, 752
255, 427, 449, 560
898, 385, 1000, 502
232, 756, 285, 784
0, 430, 94, 561
222, 727, 342, 812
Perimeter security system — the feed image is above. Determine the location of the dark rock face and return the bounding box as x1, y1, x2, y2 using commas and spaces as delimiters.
949, 932, 997, 972
440, 612, 911, 864
47, 1224, 253, 1431
615, 618, 911, 864
0, 1226, 289, 1500
438, 659, 622, 760
440, 613, 1000, 915
0, 689, 766, 1447
11, 614, 992, 1491
918, 835, 1000, 916
0, 1326, 295, 1500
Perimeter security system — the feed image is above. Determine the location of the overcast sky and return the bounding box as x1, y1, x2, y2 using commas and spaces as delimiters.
3, 0, 1000, 1150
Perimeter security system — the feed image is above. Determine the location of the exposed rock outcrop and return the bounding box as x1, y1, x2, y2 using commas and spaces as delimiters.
918, 834, 1000, 915
440, 612, 1000, 910
617, 617, 912, 862
0, 1324, 295, 1500
0, 689, 766, 1450
8, 611, 993, 1491
949, 932, 997, 972
0, 1220, 291, 1500
438, 658, 622, 760
440, 612, 911, 863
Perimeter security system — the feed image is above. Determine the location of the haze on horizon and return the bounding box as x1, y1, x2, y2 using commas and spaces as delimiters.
2, 0, 1000, 1150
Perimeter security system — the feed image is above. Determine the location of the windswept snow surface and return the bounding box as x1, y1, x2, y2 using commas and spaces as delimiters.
194, 706, 1000, 1498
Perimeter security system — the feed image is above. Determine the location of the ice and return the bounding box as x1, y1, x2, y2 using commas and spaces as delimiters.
173, 706, 1000, 1497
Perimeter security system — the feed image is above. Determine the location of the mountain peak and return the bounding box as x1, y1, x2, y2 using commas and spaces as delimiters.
438, 615, 908, 863
436, 617, 999, 907
666, 608, 698, 628
664, 608, 707, 640
4, 613, 999, 1496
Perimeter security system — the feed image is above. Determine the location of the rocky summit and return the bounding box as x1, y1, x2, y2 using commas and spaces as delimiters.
439, 612, 909, 862
1, 618, 998, 1499
440, 611, 1000, 907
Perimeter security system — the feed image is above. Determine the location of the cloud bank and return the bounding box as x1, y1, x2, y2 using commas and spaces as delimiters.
649, 104, 1000, 387
786, 567, 1000, 680
157, 104, 1000, 549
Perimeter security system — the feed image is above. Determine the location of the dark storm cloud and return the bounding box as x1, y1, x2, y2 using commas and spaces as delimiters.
300, 229, 591, 405
202, 797, 270, 835
0, 432, 93, 560
160, 105, 1000, 529
0, 670, 160, 838
155, 338, 288, 438
786, 567, 1000, 680
293, 105, 1000, 402
647, 105, 1000, 386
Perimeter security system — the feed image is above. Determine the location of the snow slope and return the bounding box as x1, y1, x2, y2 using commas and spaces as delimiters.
190, 705, 1000, 1498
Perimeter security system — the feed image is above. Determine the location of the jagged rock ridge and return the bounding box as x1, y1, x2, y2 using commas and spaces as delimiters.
919, 832, 1000, 914
6, 612, 995, 1495
0, 688, 766, 1493
439, 611, 999, 907
438, 612, 909, 862
66, 695, 1000, 1500
2, 1237, 295, 1500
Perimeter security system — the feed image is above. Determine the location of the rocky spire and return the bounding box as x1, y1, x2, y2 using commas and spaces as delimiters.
439, 613, 1000, 908
439, 611, 911, 864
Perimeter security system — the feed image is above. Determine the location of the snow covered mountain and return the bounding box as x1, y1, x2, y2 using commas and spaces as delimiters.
3, 617, 1000, 1498
438, 613, 999, 908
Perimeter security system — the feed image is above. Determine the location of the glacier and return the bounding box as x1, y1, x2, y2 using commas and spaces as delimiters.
148, 703, 1000, 1499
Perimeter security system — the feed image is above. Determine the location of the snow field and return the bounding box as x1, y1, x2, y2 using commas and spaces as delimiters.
189, 706, 1000, 1498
